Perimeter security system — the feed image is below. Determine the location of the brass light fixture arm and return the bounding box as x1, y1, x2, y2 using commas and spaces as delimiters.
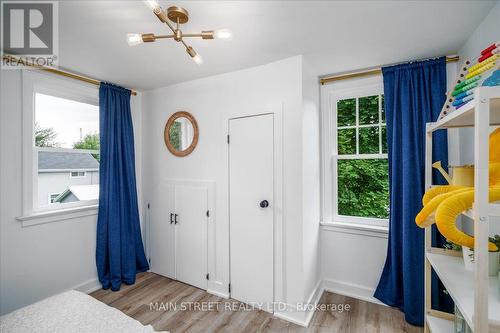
183, 31, 214, 39
155, 34, 175, 39
153, 7, 176, 34
180, 39, 189, 49
163, 16, 176, 34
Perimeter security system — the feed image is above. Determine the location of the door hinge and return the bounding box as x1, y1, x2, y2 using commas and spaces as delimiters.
147, 203, 150, 209
228, 283, 231, 293
206, 273, 209, 280
227, 135, 230, 144
206, 210, 209, 217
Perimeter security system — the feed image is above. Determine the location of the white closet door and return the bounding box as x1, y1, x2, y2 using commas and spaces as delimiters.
175, 185, 208, 290
150, 182, 175, 279
229, 114, 274, 312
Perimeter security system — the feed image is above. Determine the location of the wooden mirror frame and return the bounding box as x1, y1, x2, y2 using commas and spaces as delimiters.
164, 111, 199, 157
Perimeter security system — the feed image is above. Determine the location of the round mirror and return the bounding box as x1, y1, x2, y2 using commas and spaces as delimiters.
164, 111, 199, 157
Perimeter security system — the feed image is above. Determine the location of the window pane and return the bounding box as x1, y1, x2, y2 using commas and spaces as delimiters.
35, 93, 99, 208
337, 98, 356, 127
35, 93, 99, 149
359, 126, 379, 154
359, 95, 379, 125
338, 128, 356, 154
337, 159, 389, 219
381, 95, 385, 123
381, 126, 387, 153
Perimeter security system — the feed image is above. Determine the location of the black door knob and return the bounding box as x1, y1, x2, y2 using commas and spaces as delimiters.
260, 200, 269, 208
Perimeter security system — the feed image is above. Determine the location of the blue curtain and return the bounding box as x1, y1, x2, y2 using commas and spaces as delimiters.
374, 58, 449, 325
96, 83, 149, 291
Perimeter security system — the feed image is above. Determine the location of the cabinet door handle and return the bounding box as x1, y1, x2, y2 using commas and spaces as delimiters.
175, 214, 179, 224
170, 213, 174, 224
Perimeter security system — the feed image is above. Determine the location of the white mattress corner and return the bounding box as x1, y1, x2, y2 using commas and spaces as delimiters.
0, 290, 167, 333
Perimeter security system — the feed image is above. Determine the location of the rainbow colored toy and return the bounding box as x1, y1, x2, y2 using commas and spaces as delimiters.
439, 42, 500, 119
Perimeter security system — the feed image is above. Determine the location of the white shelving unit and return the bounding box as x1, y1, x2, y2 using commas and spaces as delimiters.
424, 86, 500, 333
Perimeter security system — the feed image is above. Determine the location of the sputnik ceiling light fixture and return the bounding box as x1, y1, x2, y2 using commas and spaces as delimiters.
127, 0, 232, 64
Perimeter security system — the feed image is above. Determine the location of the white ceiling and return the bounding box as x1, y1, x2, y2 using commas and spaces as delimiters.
58, 1, 496, 90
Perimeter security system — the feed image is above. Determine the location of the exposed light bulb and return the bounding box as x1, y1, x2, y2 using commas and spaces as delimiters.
127, 33, 143, 46
214, 29, 232, 40
186, 46, 203, 65
144, 0, 160, 10
192, 53, 203, 65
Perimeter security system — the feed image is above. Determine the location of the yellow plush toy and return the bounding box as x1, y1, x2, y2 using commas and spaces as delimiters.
415, 128, 500, 251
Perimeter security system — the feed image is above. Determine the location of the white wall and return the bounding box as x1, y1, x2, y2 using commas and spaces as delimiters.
456, 1, 500, 165
459, 1, 500, 64
456, 1, 500, 237
142, 56, 317, 307
301, 57, 321, 301
0, 70, 144, 315
321, 226, 388, 302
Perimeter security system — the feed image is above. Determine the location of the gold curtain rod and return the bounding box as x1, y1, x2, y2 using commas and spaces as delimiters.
2, 55, 138, 96
319, 55, 460, 85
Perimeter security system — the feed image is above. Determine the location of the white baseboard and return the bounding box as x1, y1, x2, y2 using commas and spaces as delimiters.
274, 279, 323, 327
207, 280, 229, 299
275, 279, 384, 327
207, 288, 229, 299
322, 278, 384, 306
74, 278, 101, 294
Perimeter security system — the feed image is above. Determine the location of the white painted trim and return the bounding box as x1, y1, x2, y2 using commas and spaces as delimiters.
336, 153, 388, 160
74, 278, 101, 295
39, 169, 98, 173
273, 276, 386, 328
207, 289, 229, 299
322, 278, 385, 306
274, 279, 323, 327
17, 204, 98, 227
321, 222, 388, 239
36, 147, 99, 154
333, 214, 388, 227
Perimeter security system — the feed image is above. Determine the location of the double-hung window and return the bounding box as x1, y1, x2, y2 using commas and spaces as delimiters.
22, 71, 100, 218
321, 76, 389, 227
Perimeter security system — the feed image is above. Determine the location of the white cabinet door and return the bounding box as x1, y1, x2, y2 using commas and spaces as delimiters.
229, 114, 274, 311
149, 182, 176, 279
175, 185, 208, 290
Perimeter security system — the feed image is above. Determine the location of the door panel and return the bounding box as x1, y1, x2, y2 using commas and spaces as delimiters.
150, 182, 175, 278
175, 185, 208, 290
229, 114, 274, 311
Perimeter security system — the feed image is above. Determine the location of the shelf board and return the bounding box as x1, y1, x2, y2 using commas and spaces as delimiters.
491, 203, 500, 217
426, 314, 454, 333
426, 252, 500, 331
427, 86, 500, 132
461, 204, 500, 220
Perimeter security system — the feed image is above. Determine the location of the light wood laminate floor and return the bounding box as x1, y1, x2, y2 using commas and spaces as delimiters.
90, 272, 422, 333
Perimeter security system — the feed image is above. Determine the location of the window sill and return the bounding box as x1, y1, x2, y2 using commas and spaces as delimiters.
321, 221, 389, 238
17, 204, 98, 227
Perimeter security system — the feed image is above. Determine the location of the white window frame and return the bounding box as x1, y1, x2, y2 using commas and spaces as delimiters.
70, 171, 86, 178
21, 70, 99, 218
320, 75, 388, 229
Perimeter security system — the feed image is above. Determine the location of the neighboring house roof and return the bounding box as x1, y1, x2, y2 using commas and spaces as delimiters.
38, 151, 99, 170
54, 184, 99, 203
